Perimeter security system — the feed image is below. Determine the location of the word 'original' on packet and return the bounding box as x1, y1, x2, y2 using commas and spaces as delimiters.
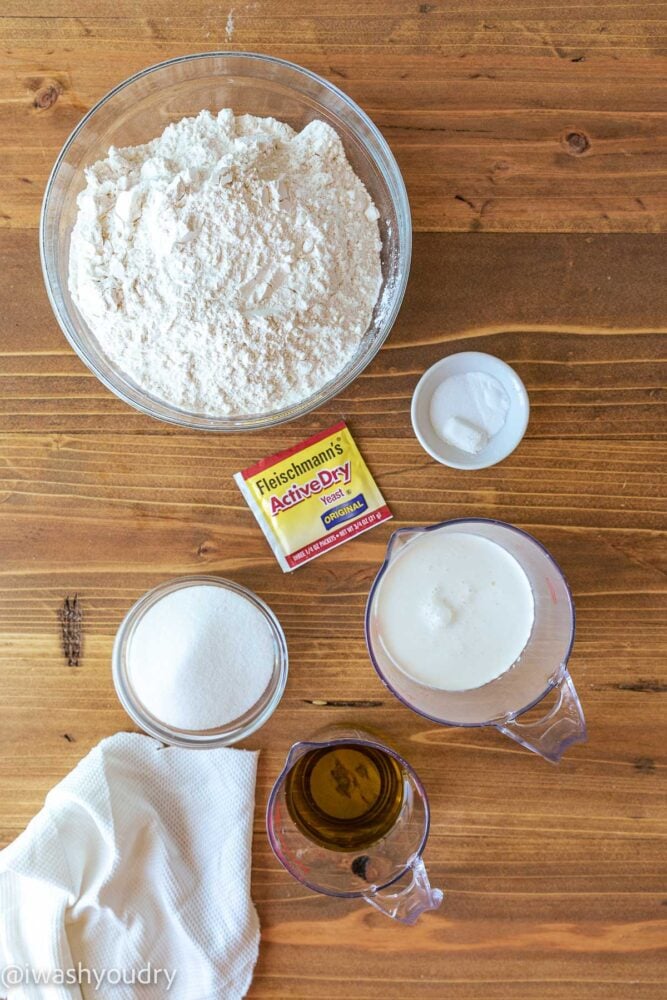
234, 421, 392, 572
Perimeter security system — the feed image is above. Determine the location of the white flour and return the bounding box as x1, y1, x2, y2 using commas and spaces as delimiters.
69, 109, 383, 416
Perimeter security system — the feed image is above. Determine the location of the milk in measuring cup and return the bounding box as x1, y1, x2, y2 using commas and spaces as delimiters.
375, 531, 535, 691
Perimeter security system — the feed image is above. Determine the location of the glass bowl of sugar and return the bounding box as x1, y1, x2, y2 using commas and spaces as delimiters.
40, 52, 411, 430
112, 576, 288, 748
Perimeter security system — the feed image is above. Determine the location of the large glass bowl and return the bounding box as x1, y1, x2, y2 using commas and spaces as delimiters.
40, 52, 411, 431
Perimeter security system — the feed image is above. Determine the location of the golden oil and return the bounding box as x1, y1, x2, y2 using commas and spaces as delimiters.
285, 742, 405, 852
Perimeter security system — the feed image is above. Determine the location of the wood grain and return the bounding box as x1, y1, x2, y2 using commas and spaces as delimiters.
0, 2, 666, 998
3, 3, 667, 233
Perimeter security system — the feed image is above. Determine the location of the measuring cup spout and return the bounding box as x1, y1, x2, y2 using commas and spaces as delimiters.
495, 665, 587, 763
280, 740, 319, 775
384, 526, 425, 563
363, 857, 443, 925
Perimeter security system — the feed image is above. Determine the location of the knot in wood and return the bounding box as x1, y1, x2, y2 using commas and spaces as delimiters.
33, 79, 63, 110
563, 130, 591, 155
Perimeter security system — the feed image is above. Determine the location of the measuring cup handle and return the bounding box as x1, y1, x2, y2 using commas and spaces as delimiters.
363, 857, 443, 925
495, 666, 587, 763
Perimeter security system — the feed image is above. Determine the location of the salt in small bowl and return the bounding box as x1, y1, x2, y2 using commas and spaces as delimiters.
411, 351, 529, 470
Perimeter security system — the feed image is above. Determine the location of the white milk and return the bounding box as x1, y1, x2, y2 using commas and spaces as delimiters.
374, 531, 535, 691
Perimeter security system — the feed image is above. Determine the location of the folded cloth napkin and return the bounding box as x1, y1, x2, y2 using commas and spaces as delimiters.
0, 732, 260, 1000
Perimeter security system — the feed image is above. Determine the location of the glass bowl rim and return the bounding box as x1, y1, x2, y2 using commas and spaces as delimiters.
39, 50, 412, 432
112, 574, 289, 747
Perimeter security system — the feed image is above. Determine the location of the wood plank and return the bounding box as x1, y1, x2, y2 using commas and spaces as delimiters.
2, 228, 667, 431
2, 6, 667, 232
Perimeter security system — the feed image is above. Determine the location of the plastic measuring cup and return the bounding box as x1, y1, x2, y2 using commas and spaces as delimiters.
266, 726, 443, 925
365, 518, 587, 763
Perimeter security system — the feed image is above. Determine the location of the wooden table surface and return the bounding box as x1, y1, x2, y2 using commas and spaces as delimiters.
1, 2, 666, 998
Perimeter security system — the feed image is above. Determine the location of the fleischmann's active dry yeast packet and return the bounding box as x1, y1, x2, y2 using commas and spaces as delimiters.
234, 421, 392, 572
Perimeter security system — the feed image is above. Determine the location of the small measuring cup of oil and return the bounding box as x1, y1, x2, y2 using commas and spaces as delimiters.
266, 726, 443, 924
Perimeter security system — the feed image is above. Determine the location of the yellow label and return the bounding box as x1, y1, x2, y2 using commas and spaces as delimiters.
234, 421, 391, 572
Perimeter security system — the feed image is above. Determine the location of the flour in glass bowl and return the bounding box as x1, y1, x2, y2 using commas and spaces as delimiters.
68, 109, 384, 417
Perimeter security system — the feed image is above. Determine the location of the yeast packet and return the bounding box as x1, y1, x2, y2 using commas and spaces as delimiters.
234, 420, 392, 572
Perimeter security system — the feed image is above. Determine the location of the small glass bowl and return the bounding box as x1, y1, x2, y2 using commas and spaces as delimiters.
40, 51, 412, 431
112, 575, 288, 748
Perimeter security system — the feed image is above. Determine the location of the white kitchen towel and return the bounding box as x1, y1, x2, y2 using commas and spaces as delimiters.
0, 732, 260, 1000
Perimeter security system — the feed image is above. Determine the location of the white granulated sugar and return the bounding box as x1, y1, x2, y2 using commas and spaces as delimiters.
69, 109, 383, 416
127, 584, 275, 731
